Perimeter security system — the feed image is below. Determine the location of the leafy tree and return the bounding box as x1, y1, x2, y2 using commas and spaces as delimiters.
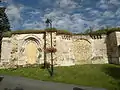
0, 6, 11, 58
0, 7, 10, 32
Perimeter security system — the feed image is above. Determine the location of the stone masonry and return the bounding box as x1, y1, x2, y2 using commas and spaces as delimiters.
0, 30, 120, 68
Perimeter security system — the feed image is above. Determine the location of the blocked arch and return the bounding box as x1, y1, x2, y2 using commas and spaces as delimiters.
22, 35, 42, 51
74, 38, 91, 44
73, 38, 92, 64
20, 35, 43, 64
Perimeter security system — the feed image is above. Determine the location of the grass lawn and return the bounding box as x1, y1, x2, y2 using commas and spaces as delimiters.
0, 64, 120, 90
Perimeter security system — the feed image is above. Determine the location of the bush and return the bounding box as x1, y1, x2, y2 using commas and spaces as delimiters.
2, 31, 12, 37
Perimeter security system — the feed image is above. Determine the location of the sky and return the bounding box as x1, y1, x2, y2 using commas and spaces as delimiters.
1, 0, 120, 33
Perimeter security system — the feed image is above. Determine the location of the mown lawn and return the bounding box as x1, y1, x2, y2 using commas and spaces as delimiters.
0, 64, 120, 90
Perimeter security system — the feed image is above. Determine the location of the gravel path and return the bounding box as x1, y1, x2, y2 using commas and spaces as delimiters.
0, 75, 107, 90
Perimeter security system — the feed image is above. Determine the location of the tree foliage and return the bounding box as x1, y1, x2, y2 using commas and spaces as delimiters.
0, 6, 11, 58
0, 7, 10, 32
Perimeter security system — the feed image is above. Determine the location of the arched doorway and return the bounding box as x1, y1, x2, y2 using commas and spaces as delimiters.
25, 40, 38, 64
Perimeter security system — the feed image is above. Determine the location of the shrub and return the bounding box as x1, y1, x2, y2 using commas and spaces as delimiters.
2, 31, 12, 37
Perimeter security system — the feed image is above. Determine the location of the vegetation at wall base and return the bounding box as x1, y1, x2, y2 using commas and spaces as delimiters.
0, 64, 120, 90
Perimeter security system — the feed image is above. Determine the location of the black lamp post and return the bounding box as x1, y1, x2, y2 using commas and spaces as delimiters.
45, 18, 52, 28
45, 18, 54, 76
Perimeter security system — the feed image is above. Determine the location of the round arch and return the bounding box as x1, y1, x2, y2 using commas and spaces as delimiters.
74, 38, 91, 44
21, 35, 42, 51
20, 35, 43, 64
73, 38, 92, 64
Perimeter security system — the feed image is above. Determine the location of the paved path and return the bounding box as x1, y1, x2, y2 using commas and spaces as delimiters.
0, 75, 107, 90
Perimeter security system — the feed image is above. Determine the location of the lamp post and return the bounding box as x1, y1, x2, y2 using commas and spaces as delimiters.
44, 18, 51, 68
45, 18, 54, 76
45, 18, 52, 28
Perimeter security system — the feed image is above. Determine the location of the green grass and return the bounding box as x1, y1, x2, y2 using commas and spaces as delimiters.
0, 64, 120, 90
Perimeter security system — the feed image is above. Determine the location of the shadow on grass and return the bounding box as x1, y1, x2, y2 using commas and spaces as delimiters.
103, 65, 120, 89
0, 76, 4, 82
46, 67, 53, 77
73, 87, 85, 90
4, 87, 24, 90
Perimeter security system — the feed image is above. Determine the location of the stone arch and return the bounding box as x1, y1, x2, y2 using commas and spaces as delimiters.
73, 38, 92, 64
22, 35, 42, 50
76, 38, 91, 44
20, 35, 43, 64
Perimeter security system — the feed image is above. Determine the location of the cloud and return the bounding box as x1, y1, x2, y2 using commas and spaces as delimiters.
109, 0, 120, 6
115, 8, 120, 18
55, 0, 81, 13
5, 3, 24, 30
96, 0, 120, 10
102, 11, 115, 18
43, 10, 91, 32
85, 7, 92, 11
3, 0, 120, 32
96, 0, 109, 10
4, 0, 90, 32
57, 0, 78, 9
22, 21, 45, 30
29, 11, 40, 15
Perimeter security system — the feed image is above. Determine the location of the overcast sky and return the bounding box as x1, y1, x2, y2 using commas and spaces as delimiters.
1, 0, 120, 33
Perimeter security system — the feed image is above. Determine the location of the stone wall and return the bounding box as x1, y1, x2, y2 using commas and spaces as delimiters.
114, 32, 120, 64
1, 37, 12, 66
72, 35, 92, 64
17, 34, 44, 65
91, 35, 108, 64
1, 31, 120, 68
0, 34, 45, 68
56, 35, 74, 66
106, 32, 119, 64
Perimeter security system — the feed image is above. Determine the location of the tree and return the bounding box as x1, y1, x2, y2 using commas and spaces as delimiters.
0, 5, 11, 59
0, 7, 10, 32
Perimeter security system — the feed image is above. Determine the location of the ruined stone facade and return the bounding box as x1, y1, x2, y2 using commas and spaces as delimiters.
0, 30, 120, 68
